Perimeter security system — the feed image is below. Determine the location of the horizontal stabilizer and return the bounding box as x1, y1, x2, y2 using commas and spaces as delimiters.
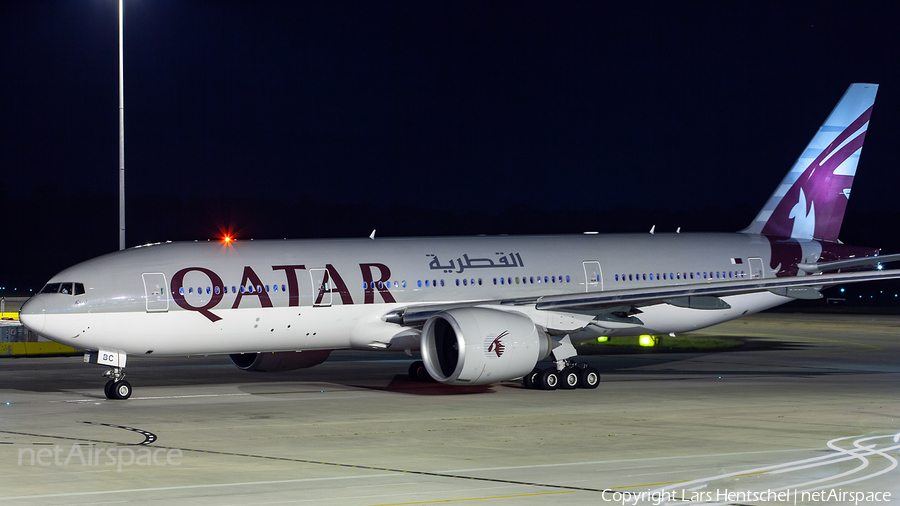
797, 253, 900, 273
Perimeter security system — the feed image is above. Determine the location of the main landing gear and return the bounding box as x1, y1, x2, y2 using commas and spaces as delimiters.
408, 361, 436, 382
522, 361, 600, 391
522, 335, 599, 390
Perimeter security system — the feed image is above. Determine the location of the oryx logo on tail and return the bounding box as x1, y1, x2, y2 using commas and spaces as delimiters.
742, 83, 877, 242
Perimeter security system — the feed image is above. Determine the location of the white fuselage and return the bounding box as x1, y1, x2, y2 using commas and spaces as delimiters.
20, 232, 799, 356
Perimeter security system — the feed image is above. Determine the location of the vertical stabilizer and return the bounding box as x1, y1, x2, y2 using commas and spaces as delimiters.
742, 83, 878, 241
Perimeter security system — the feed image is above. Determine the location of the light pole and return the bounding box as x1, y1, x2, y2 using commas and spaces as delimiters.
118, 0, 126, 250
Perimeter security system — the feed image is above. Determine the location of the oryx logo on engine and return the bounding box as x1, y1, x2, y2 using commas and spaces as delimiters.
485, 330, 508, 358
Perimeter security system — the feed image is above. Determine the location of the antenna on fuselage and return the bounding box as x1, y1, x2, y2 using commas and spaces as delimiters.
649, 225, 655, 235
369, 229, 376, 240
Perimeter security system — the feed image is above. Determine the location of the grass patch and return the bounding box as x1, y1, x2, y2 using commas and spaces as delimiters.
577, 335, 743, 351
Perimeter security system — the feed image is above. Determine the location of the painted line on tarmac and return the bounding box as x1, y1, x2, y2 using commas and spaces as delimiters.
366, 490, 575, 505
440, 446, 818, 473
0, 426, 617, 497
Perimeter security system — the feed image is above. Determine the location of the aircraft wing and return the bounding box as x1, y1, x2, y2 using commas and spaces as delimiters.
385, 268, 900, 328
532, 268, 900, 311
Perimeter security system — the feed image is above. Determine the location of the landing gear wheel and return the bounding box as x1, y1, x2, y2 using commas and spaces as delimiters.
559, 368, 580, 389
114, 380, 132, 399
579, 366, 600, 389
104, 380, 115, 399
408, 361, 433, 382
538, 369, 559, 390
523, 368, 541, 389
104, 380, 132, 399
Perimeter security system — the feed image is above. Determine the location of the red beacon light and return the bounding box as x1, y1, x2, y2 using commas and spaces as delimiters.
221, 235, 234, 245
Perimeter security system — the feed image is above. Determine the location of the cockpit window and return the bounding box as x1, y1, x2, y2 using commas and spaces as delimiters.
40, 283, 61, 294
39, 282, 85, 295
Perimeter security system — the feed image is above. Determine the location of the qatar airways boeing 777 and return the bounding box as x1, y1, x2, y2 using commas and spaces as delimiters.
20, 83, 900, 399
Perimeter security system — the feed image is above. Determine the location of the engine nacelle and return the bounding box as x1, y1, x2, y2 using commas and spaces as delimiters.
421, 307, 551, 385
229, 350, 331, 372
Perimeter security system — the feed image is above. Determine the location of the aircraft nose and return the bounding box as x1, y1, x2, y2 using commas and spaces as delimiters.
19, 297, 45, 333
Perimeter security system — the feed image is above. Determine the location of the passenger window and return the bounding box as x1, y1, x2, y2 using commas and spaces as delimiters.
179, 287, 185, 295
515, 277, 520, 284
425, 280, 430, 287
439, 280, 444, 286
649, 274, 654, 280
565, 275, 570, 283
478, 279, 482, 285
401, 281, 407, 288
418, 280, 423, 288
215, 286, 221, 295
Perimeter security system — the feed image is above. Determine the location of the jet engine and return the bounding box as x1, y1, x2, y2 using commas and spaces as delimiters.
420, 307, 551, 385
229, 350, 332, 372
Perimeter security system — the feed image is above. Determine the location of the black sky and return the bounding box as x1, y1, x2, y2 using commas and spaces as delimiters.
2, 1, 900, 291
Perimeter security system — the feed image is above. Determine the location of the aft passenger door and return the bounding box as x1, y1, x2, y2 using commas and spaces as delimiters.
749, 257, 765, 279
310, 268, 332, 307
142, 272, 169, 312
583, 261, 603, 292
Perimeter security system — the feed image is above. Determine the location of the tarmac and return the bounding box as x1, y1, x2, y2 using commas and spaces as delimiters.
1, 312, 899, 505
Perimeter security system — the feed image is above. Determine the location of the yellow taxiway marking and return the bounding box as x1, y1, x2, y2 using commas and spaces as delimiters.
369, 490, 575, 505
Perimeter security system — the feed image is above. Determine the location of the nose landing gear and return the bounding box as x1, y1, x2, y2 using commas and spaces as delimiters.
102, 368, 131, 399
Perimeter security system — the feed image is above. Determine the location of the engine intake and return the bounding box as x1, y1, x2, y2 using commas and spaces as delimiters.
421, 307, 550, 385
230, 350, 331, 372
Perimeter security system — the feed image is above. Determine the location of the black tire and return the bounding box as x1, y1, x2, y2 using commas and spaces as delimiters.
559, 368, 579, 389
114, 380, 132, 399
579, 367, 600, 389
104, 380, 116, 399
523, 368, 541, 389
538, 369, 559, 390
408, 361, 433, 382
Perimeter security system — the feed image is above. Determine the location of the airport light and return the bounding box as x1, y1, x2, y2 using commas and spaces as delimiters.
639, 335, 656, 347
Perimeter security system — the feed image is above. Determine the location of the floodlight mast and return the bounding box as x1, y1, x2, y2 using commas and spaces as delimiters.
118, 0, 125, 250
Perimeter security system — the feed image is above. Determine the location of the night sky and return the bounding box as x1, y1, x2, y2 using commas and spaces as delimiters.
3, 1, 900, 292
